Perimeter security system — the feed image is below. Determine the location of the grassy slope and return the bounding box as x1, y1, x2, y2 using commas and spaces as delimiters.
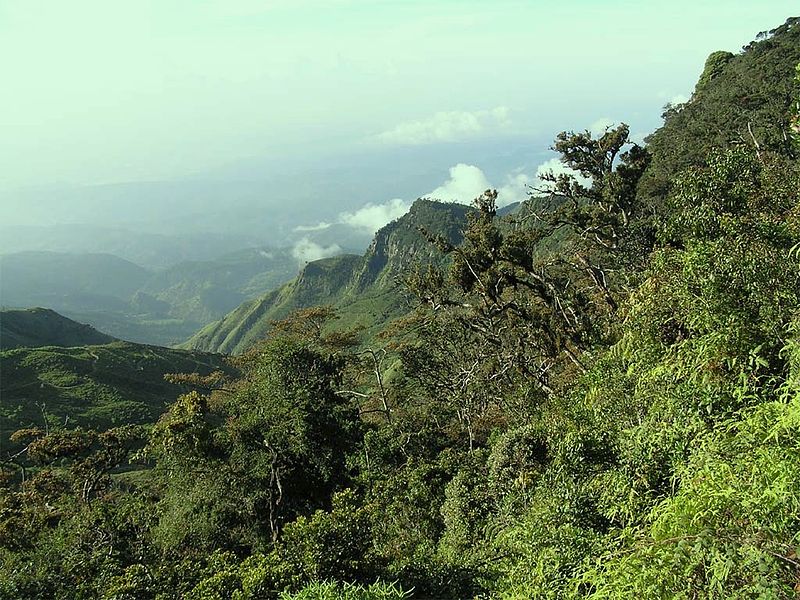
0, 341, 229, 450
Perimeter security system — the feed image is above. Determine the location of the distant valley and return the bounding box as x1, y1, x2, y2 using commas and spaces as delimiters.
0, 246, 305, 346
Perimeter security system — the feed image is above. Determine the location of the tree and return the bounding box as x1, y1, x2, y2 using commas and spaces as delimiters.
147, 338, 362, 552
403, 125, 649, 442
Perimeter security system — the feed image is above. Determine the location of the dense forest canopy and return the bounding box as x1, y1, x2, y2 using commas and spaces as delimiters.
1, 18, 800, 600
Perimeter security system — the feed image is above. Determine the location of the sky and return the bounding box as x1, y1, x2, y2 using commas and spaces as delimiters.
0, 0, 797, 239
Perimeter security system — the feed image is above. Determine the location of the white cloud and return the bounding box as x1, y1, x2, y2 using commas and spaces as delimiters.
339, 198, 411, 232
293, 221, 332, 232
373, 107, 511, 146
291, 164, 492, 237
630, 130, 648, 146
534, 157, 591, 190
291, 237, 342, 265
292, 162, 540, 237
426, 163, 492, 204
657, 90, 691, 107
497, 171, 533, 206
426, 163, 530, 208
588, 117, 620, 137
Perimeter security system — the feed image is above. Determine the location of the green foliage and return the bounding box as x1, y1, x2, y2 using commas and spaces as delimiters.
694, 50, 734, 93
584, 390, 800, 598
279, 581, 408, 600
270, 489, 377, 586
0, 340, 230, 451
147, 338, 361, 553
641, 17, 800, 205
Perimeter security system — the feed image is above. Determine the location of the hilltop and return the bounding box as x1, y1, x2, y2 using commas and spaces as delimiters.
0, 308, 117, 350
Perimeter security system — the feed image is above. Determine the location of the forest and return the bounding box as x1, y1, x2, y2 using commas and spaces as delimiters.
1, 18, 800, 600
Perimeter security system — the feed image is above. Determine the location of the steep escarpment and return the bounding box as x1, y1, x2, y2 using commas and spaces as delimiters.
183, 254, 363, 354
184, 199, 472, 354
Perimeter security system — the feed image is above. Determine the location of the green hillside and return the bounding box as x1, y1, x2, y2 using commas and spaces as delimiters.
0, 308, 116, 350
0, 341, 229, 450
139, 247, 300, 323
641, 17, 800, 203
183, 199, 473, 354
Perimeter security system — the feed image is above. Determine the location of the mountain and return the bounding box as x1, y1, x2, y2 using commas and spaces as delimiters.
0, 247, 308, 346
0, 251, 150, 310
0, 308, 117, 350
183, 20, 800, 357
0, 224, 261, 270
183, 199, 473, 354
138, 247, 303, 324
0, 340, 230, 450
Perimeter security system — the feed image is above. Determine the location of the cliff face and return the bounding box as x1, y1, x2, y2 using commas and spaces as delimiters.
183, 199, 472, 354
354, 199, 471, 289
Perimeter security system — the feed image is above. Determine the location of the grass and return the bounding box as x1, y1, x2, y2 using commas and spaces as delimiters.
0, 341, 230, 451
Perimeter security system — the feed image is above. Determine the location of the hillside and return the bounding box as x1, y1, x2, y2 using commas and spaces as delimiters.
138, 246, 301, 323
0, 308, 117, 350
0, 340, 230, 450
184, 199, 473, 354
641, 17, 800, 203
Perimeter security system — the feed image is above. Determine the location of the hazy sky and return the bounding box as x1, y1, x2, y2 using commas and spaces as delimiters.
0, 0, 796, 191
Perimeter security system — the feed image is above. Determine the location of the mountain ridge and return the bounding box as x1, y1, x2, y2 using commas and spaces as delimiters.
0, 307, 118, 350
183, 199, 473, 354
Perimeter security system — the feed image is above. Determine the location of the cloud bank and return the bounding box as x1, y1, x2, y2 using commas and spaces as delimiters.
534, 157, 591, 190
373, 107, 511, 146
294, 221, 332, 232
425, 163, 532, 208
425, 163, 492, 204
291, 162, 540, 240
339, 198, 411, 232
291, 237, 342, 265
588, 117, 616, 137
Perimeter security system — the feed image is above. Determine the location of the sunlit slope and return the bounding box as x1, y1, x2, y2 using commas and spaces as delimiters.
0, 341, 230, 448
640, 18, 800, 202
